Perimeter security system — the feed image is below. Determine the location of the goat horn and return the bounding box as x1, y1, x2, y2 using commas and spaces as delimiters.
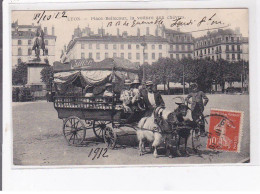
172, 96, 185, 104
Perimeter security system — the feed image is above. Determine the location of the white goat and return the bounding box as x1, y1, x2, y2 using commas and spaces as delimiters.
137, 113, 163, 158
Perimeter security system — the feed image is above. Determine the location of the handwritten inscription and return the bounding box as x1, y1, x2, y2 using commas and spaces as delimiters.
170, 17, 194, 27
33, 11, 68, 24
88, 148, 109, 160
197, 13, 223, 27
105, 13, 224, 29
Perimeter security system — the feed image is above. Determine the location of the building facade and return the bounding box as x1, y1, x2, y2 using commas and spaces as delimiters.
163, 28, 194, 60
193, 28, 249, 61
12, 21, 57, 68
61, 25, 193, 64
61, 25, 248, 64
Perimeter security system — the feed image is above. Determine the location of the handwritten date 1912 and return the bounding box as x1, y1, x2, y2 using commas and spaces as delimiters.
33, 11, 68, 24
88, 148, 108, 160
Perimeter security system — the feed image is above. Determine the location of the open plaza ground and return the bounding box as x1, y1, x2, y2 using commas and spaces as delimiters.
12, 94, 249, 166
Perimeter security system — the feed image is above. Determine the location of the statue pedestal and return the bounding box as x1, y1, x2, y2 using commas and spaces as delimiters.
26, 60, 49, 98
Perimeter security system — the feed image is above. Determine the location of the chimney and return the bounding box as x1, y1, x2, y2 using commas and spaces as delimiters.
235, 27, 240, 34
137, 28, 140, 37
44, 27, 48, 35
146, 27, 149, 35
177, 28, 180, 32
160, 24, 165, 38
155, 25, 159, 36
122, 31, 128, 38
52, 26, 55, 35
117, 28, 120, 36
98, 28, 104, 37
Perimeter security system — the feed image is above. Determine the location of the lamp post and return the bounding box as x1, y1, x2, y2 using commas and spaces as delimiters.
141, 41, 147, 84
182, 62, 185, 95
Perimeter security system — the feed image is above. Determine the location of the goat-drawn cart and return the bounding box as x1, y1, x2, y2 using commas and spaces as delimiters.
53, 58, 141, 148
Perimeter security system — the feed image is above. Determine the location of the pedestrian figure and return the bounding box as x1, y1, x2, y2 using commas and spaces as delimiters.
186, 83, 209, 136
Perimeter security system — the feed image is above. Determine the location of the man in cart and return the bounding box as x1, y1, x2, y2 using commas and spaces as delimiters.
85, 85, 94, 97
131, 79, 141, 106
140, 81, 165, 117
103, 83, 113, 97
120, 79, 144, 124
120, 79, 132, 112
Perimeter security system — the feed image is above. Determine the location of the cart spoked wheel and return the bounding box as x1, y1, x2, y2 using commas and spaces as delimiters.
102, 126, 117, 149
63, 116, 86, 146
93, 121, 109, 140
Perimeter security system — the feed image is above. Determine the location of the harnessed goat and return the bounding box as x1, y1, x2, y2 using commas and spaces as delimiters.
136, 97, 192, 158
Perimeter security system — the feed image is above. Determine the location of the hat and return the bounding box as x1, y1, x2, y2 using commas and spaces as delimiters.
146, 81, 153, 86
124, 79, 132, 85
105, 83, 112, 88
190, 83, 198, 90
85, 85, 94, 90
131, 79, 141, 85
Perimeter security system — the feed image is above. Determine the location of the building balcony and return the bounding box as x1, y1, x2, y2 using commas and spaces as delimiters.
168, 50, 193, 54
215, 50, 222, 54
195, 40, 242, 49
225, 49, 242, 53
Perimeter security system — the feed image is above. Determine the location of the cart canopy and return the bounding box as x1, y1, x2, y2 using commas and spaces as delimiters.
53, 58, 140, 93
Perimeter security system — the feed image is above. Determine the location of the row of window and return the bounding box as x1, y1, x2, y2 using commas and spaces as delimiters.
81, 43, 163, 50
196, 45, 241, 56
81, 52, 163, 60
199, 53, 241, 60
17, 39, 49, 45
169, 44, 192, 51
227, 53, 241, 60
168, 35, 192, 42
226, 45, 240, 51
17, 48, 48, 56
196, 36, 240, 48
170, 53, 192, 59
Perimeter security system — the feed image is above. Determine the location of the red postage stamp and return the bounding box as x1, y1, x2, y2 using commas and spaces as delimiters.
207, 109, 243, 153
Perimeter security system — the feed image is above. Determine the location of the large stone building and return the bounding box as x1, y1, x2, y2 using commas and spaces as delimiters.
193, 28, 249, 61
163, 28, 194, 60
61, 25, 194, 64
12, 21, 57, 68
61, 25, 248, 65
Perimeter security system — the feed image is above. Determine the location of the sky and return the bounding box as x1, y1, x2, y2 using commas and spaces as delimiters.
12, 9, 249, 61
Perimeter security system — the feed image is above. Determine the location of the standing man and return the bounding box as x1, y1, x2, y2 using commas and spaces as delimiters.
186, 83, 209, 136
141, 81, 165, 116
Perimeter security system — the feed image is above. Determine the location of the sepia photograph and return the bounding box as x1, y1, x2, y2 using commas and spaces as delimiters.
11, 8, 249, 166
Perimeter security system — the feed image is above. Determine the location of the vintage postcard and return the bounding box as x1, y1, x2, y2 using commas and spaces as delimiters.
10, 8, 249, 166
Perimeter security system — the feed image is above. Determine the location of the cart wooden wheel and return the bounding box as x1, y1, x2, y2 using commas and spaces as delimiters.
93, 121, 109, 140
63, 116, 86, 146
102, 126, 117, 149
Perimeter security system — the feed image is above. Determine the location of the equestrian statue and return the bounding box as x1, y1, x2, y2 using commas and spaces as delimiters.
32, 27, 45, 61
